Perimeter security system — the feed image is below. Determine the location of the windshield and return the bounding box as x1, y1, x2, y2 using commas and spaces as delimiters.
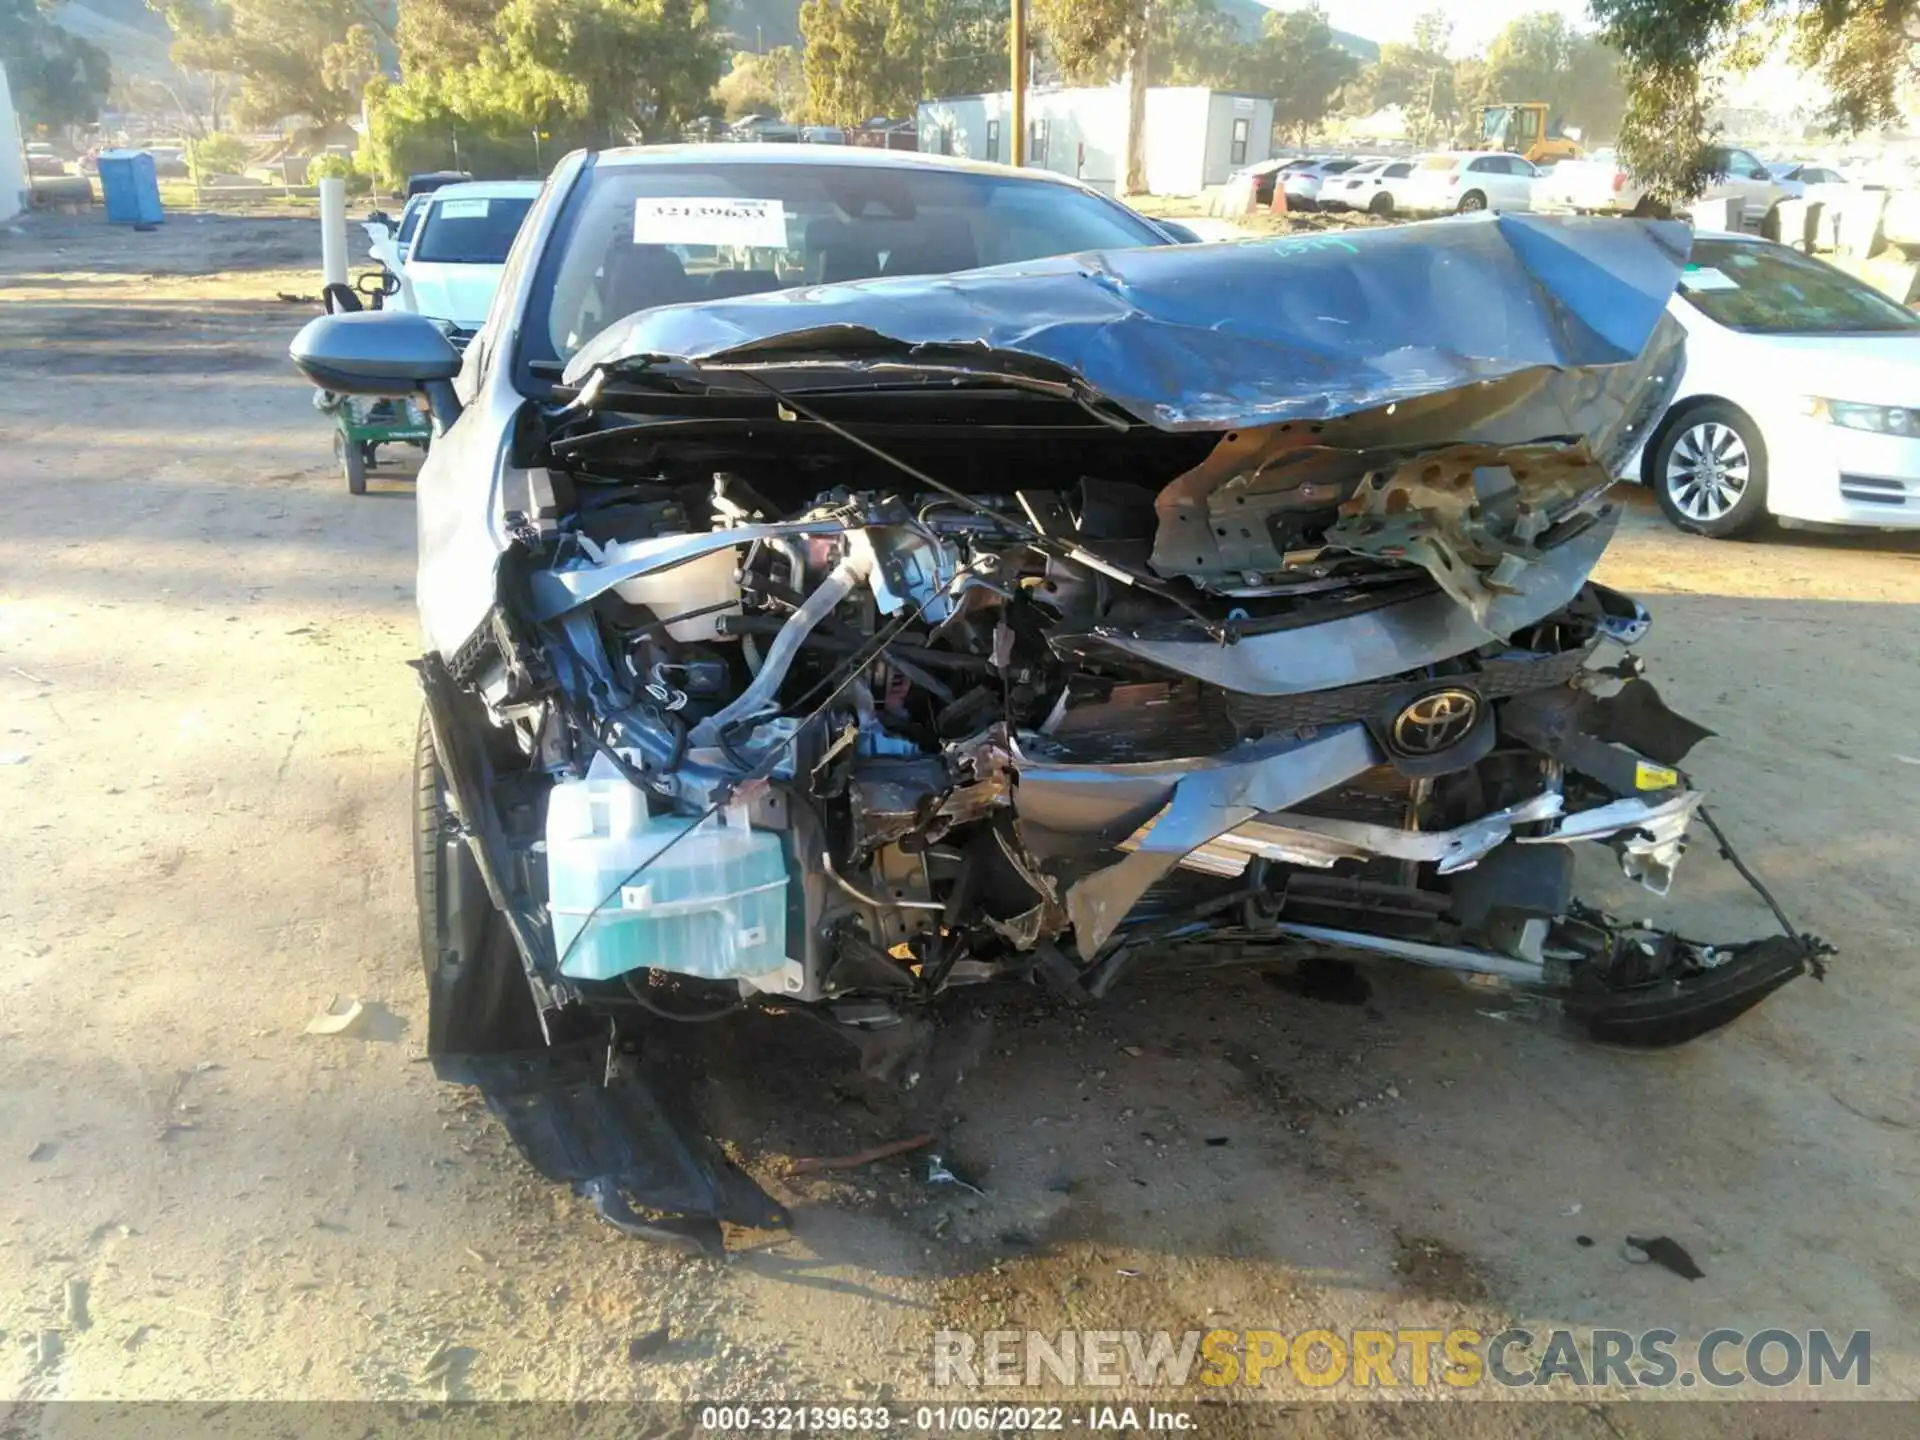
1679, 239, 1920, 335
413, 195, 535, 265
397, 199, 427, 246
1418, 155, 1459, 171
528, 159, 1166, 365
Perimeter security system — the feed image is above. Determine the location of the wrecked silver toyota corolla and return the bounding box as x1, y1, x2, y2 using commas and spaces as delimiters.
292, 153, 1826, 1249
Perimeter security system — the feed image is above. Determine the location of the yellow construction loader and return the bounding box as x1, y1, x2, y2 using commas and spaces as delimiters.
1477, 103, 1583, 165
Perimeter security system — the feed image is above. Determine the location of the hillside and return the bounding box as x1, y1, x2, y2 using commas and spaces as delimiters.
714, 0, 1378, 63
52, 0, 177, 81
1216, 0, 1378, 61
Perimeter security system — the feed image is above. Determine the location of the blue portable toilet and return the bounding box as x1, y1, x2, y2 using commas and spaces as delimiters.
97, 150, 165, 226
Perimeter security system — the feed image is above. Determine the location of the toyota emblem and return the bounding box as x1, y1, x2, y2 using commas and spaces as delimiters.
1391, 688, 1481, 755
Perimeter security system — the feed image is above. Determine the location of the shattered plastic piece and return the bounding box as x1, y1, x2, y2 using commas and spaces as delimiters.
581, 1177, 723, 1256
304, 997, 366, 1036
445, 1046, 789, 1249
927, 1154, 985, 1196
1624, 1235, 1705, 1280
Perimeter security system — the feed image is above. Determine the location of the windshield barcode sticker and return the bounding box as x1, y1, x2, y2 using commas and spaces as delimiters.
633, 197, 788, 248
1680, 266, 1739, 292
438, 198, 491, 219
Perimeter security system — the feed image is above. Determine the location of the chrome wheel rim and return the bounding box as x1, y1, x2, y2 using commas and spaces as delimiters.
1665, 421, 1752, 522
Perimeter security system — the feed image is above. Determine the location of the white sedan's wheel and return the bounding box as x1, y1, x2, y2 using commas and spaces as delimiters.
1666, 421, 1751, 521
1652, 402, 1768, 538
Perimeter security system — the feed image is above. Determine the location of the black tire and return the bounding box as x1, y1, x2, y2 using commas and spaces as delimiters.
413, 707, 544, 1056
1649, 400, 1769, 538
1456, 190, 1487, 213
1368, 192, 1394, 216
337, 430, 367, 495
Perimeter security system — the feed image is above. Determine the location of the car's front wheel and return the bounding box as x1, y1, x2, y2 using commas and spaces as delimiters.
1368, 192, 1394, 216
1651, 402, 1769, 538
413, 707, 544, 1055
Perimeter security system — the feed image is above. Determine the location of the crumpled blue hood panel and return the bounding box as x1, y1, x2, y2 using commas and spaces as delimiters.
564, 213, 1691, 433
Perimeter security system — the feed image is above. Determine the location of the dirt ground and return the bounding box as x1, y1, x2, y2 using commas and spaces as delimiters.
3, 211, 1919, 1434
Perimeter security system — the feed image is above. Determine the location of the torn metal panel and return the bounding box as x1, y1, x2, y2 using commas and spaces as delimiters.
1520, 790, 1703, 895
1020, 724, 1382, 952
1146, 312, 1685, 587
565, 215, 1692, 433
1324, 443, 1610, 627
1057, 507, 1619, 696
528, 519, 850, 621
1153, 788, 1567, 878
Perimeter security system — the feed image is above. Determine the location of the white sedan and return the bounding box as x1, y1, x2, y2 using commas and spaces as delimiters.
1631, 231, 1920, 536
398, 180, 541, 333
1282, 158, 1372, 210
1318, 158, 1420, 216
1402, 152, 1538, 214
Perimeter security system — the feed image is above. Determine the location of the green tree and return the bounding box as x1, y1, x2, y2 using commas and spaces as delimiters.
798, 0, 1005, 125
1470, 11, 1624, 142
1147, 0, 1241, 87
155, 0, 383, 133
1030, 0, 1150, 189
1, 0, 112, 126
1589, 0, 1912, 201
186, 130, 249, 175
1345, 8, 1455, 144
393, 0, 499, 77
1251, 5, 1360, 145
714, 44, 802, 119
360, 0, 722, 184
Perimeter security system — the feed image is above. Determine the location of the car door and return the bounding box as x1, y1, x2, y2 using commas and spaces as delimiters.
1498, 155, 1538, 211
1467, 155, 1527, 211
1460, 156, 1504, 209
1719, 148, 1780, 226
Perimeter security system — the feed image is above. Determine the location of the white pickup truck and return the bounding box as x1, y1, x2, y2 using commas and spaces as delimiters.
1531, 145, 1789, 229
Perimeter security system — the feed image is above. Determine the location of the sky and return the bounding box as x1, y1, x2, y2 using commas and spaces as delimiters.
1269, 0, 1596, 55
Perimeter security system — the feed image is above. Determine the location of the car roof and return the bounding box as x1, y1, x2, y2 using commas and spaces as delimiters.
590, 142, 1098, 192
427, 180, 544, 201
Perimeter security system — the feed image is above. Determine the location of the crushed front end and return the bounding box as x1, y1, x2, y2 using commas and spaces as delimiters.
434, 214, 1824, 1112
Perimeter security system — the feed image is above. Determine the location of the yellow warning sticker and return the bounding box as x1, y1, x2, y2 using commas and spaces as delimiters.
1634, 761, 1679, 790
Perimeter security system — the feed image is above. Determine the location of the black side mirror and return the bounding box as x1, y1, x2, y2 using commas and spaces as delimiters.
290, 310, 464, 426
1156, 220, 1203, 244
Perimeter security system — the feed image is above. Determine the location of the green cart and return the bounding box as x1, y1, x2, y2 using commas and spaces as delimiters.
316, 270, 430, 495
319, 392, 432, 495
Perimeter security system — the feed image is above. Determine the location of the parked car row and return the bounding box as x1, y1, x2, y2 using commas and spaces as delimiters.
1236, 150, 1549, 216
1241, 146, 1882, 230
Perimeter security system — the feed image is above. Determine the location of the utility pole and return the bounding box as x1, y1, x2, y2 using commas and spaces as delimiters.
1010, 0, 1026, 166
